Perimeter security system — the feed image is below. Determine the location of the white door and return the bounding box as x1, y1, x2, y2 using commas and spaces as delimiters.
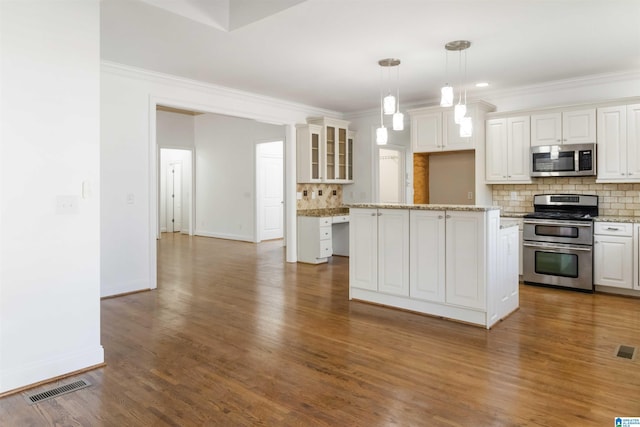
257, 141, 284, 241
378, 146, 406, 204
167, 162, 182, 232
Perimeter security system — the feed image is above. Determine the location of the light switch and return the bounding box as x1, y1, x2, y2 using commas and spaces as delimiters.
126, 193, 135, 205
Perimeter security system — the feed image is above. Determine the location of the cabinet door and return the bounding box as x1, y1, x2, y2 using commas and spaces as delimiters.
378, 209, 410, 296
445, 211, 486, 309
349, 209, 378, 291
325, 126, 336, 180
594, 235, 633, 289
409, 210, 445, 302
563, 109, 596, 144
597, 106, 627, 181
296, 125, 323, 183
506, 116, 531, 181
443, 110, 474, 151
531, 112, 562, 146
411, 111, 442, 152
336, 127, 347, 180
485, 118, 508, 182
347, 131, 355, 182
627, 104, 640, 178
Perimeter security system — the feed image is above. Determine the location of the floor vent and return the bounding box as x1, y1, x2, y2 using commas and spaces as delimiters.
25, 379, 91, 405
616, 345, 636, 360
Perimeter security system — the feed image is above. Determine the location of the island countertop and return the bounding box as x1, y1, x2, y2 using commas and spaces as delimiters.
344, 203, 501, 212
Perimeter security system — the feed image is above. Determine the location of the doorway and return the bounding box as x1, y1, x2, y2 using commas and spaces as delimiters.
378, 146, 406, 203
159, 148, 194, 236
256, 140, 284, 242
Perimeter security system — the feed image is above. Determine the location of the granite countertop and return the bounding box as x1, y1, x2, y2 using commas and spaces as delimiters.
593, 216, 638, 223
297, 207, 350, 217
500, 213, 527, 218
500, 221, 520, 229
344, 203, 501, 212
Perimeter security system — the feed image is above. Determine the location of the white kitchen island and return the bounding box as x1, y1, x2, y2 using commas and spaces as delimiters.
347, 203, 519, 329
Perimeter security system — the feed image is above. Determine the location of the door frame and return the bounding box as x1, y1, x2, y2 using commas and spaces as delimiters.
255, 139, 284, 243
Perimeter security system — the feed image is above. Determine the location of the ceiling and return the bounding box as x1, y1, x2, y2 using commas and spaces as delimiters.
101, 0, 640, 113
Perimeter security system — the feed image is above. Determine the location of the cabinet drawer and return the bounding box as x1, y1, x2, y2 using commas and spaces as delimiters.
319, 217, 332, 226
319, 241, 332, 258
332, 215, 349, 223
594, 222, 633, 236
319, 226, 332, 240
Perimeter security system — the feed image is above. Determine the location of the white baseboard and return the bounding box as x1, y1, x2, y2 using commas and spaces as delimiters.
195, 230, 254, 243
100, 279, 149, 298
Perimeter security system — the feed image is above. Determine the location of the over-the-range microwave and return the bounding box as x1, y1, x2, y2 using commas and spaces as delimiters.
530, 143, 596, 177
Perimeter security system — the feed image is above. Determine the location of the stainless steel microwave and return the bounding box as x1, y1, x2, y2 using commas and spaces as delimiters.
530, 143, 596, 177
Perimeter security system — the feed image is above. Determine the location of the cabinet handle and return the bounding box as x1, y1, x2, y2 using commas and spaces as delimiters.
377, 212, 383, 216
370, 213, 376, 216
446, 215, 451, 219
438, 215, 443, 219
606, 227, 620, 230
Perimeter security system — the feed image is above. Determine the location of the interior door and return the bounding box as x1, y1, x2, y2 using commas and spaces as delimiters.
167, 162, 182, 232
258, 141, 284, 241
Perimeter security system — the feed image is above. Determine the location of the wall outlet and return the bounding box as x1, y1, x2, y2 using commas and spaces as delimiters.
56, 195, 79, 214
333, 190, 337, 196
303, 190, 307, 196
467, 191, 473, 200
126, 193, 135, 205
296, 191, 302, 200
311, 191, 316, 199
318, 190, 323, 196
510, 191, 518, 201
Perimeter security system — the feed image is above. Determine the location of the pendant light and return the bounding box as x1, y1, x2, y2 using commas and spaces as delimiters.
392, 63, 404, 131
440, 48, 453, 107
377, 58, 401, 144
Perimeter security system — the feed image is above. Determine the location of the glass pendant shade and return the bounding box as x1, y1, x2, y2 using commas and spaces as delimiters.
383, 94, 396, 115
376, 126, 388, 145
459, 116, 473, 137
454, 103, 467, 124
392, 112, 404, 131
440, 85, 454, 107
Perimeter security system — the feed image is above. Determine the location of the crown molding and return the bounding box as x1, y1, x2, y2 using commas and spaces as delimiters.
101, 61, 342, 122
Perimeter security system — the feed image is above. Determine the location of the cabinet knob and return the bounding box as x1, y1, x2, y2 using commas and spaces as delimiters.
438, 215, 443, 219
378, 212, 383, 216
370, 213, 376, 216
446, 215, 451, 219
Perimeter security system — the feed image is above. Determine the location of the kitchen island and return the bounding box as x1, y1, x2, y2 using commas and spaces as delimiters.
347, 203, 519, 329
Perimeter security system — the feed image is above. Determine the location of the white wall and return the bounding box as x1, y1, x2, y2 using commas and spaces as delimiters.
101, 63, 339, 297
194, 114, 285, 241
345, 72, 640, 206
0, 1, 103, 393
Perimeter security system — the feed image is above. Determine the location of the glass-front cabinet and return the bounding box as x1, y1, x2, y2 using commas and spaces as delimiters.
298, 117, 353, 183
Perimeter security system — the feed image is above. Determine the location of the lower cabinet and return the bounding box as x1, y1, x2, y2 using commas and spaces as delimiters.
349, 206, 518, 328
297, 216, 332, 264
594, 222, 634, 289
349, 208, 409, 296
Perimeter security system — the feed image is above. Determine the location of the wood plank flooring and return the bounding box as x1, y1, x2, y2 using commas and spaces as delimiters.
2, 233, 640, 426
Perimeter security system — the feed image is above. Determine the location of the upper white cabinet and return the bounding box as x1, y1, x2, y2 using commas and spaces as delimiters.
409, 102, 495, 153
297, 117, 353, 183
485, 116, 531, 183
530, 108, 596, 146
597, 104, 640, 182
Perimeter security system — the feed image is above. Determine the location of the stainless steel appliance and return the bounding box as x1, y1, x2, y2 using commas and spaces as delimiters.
530, 143, 596, 177
523, 194, 598, 292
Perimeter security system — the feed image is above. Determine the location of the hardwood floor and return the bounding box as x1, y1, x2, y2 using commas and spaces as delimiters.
2, 233, 640, 426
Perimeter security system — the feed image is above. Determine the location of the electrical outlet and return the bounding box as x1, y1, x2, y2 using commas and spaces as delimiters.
56, 195, 79, 214
318, 190, 323, 196
296, 192, 302, 200
312, 191, 316, 199
510, 191, 518, 201
467, 191, 473, 200
303, 190, 307, 196
332, 190, 337, 196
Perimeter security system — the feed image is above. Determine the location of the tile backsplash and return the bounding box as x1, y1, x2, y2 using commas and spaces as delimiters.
297, 183, 343, 210
492, 177, 640, 217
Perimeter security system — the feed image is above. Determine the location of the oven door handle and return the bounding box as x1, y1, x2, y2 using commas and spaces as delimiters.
523, 220, 593, 227
523, 242, 592, 252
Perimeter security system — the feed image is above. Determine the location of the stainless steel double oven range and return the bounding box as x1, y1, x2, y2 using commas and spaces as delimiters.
523, 194, 598, 292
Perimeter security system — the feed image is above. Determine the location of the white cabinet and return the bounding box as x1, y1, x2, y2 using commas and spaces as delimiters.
531, 108, 596, 146
594, 222, 634, 289
597, 104, 640, 182
349, 208, 409, 296
378, 209, 410, 296
410, 210, 446, 302
490, 225, 519, 326
485, 116, 531, 183
445, 211, 486, 310
297, 216, 332, 264
350, 206, 513, 328
296, 124, 322, 183
409, 102, 495, 153
410, 111, 442, 152
297, 117, 352, 183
